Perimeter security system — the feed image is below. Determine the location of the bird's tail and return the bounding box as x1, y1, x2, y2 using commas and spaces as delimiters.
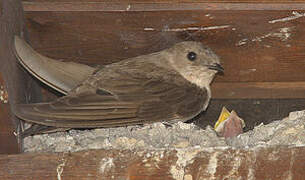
14, 36, 97, 94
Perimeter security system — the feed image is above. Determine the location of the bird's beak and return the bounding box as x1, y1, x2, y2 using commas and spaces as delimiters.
208, 63, 224, 73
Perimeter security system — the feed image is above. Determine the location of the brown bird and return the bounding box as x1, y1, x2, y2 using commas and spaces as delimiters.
14, 36, 223, 131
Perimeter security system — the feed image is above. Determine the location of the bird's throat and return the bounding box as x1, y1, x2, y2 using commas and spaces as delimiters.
178, 67, 216, 89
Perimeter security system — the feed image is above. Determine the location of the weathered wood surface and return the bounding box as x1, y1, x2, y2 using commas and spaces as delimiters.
0, 0, 42, 154
22, 0, 305, 11
212, 82, 305, 99
21, 7, 305, 98
0, 76, 18, 154
0, 146, 304, 179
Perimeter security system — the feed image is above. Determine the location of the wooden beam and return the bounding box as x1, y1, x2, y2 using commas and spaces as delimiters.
0, 1, 2, 16
22, 1, 305, 11
0, 0, 42, 154
211, 82, 305, 99
0, 75, 18, 154
0, 147, 304, 179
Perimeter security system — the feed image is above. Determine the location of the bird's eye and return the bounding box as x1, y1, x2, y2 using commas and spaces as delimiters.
187, 52, 197, 61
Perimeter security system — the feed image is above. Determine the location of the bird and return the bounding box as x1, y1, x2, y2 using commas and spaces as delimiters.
13, 36, 223, 133
214, 107, 245, 138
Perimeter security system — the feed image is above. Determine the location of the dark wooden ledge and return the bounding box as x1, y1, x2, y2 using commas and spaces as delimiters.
1, 146, 305, 179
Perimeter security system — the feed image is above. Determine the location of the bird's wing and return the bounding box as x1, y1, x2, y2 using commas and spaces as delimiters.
15, 73, 208, 128
15, 93, 141, 128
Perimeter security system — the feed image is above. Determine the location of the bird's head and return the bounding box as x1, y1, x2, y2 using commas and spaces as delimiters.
166, 41, 223, 88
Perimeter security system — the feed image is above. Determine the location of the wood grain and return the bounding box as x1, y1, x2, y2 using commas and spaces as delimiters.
0, 147, 304, 179
0, 0, 43, 154
0, 90, 18, 154
211, 82, 305, 99
22, 0, 305, 2
22, 0, 305, 11
0, 1, 2, 16
0, 75, 16, 154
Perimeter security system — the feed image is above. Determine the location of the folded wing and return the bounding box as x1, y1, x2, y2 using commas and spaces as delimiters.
15, 75, 208, 128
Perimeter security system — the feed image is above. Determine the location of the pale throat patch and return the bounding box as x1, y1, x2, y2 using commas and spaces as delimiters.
178, 66, 216, 88
178, 66, 215, 110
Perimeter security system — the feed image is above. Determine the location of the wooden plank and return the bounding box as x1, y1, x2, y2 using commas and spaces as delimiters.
24, 11, 305, 83
211, 82, 305, 99
0, 1, 2, 16
0, 134, 19, 154
22, 1, 305, 11
0, 75, 18, 154
0, 0, 43, 154
22, 0, 305, 2
0, 147, 304, 179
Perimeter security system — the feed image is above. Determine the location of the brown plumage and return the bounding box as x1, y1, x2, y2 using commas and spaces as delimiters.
14, 36, 223, 132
